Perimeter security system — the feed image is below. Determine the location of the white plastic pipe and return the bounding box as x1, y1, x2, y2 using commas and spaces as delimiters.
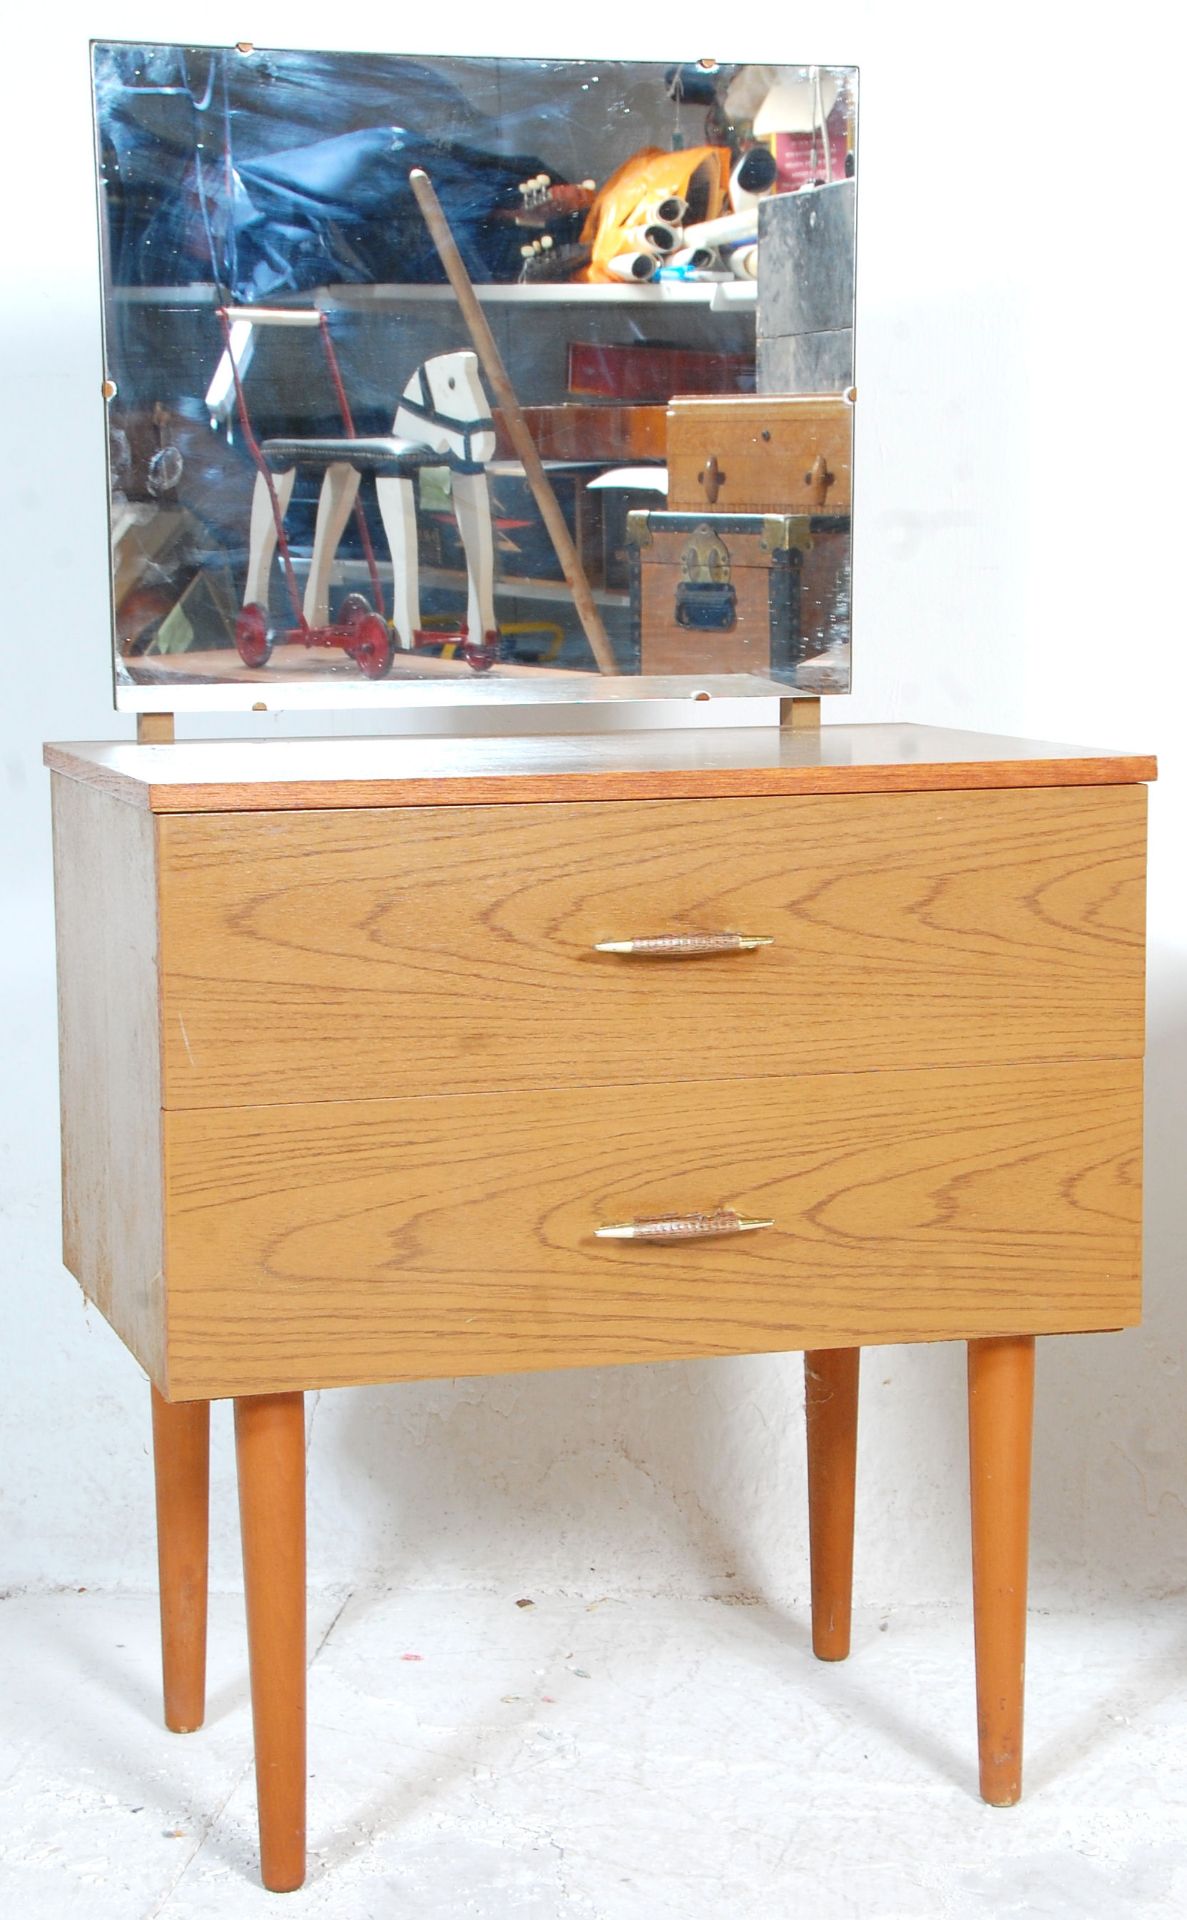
668, 244, 724, 272
681, 208, 759, 251
624, 221, 681, 256
606, 252, 658, 282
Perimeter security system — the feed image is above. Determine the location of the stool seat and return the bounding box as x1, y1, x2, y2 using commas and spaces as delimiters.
261, 436, 442, 477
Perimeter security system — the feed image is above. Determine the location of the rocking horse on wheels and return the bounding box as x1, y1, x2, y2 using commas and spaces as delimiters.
218, 306, 500, 676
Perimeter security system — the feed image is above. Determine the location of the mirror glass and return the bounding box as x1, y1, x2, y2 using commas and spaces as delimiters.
94, 43, 857, 708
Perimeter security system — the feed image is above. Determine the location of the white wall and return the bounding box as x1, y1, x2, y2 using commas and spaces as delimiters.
3, 0, 1185, 1607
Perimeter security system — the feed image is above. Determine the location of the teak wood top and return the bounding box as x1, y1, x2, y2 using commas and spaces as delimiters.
44, 724, 1156, 815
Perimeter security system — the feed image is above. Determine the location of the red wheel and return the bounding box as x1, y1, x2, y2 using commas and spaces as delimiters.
459, 631, 500, 673
350, 611, 394, 679
235, 603, 272, 669
340, 595, 393, 678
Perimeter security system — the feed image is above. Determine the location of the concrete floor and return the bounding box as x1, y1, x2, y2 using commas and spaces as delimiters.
0, 1589, 1184, 1918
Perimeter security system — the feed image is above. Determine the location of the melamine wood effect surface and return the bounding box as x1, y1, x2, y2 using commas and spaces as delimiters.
51, 776, 165, 1377
157, 787, 1147, 1109
160, 1061, 1142, 1399
43, 725, 1157, 815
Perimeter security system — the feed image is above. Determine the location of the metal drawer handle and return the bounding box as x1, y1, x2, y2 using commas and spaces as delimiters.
595, 1208, 774, 1242
594, 932, 773, 957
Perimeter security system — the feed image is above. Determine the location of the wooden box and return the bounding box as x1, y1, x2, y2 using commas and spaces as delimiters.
568, 340, 754, 403
626, 509, 840, 678
666, 393, 853, 516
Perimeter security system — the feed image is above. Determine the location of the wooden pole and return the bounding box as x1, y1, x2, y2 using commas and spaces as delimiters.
408, 167, 618, 675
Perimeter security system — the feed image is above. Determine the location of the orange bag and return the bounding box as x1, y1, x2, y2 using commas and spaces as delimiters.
578, 145, 731, 282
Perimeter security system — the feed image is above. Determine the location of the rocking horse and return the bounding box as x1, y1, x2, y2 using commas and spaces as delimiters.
219, 307, 500, 675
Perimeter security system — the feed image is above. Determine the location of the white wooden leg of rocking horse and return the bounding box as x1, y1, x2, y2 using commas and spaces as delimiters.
244, 468, 297, 610
303, 462, 361, 628
451, 470, 497, 645
373, 475, 420, 651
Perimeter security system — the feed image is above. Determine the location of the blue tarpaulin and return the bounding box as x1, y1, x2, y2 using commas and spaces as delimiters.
94, 43, 563, 295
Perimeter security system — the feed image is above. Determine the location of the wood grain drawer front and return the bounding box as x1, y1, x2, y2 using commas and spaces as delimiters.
157, 786, 1146, 1111
160, 1060, 1142, 1399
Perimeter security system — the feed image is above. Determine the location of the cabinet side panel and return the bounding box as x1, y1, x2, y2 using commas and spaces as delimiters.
51, 774, 166, 1384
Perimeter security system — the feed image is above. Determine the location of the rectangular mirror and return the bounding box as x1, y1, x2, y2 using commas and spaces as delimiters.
94, 43, 857, 710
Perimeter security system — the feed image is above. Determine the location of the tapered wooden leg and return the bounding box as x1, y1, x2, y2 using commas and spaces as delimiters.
150, 1385, 210, 1734
804, 1348, 860, 1660
234, 1392, 306, 1894
968, 1335, 1035, 1807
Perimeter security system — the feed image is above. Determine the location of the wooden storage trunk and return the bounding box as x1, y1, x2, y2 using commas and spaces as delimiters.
626, 509, 840, 678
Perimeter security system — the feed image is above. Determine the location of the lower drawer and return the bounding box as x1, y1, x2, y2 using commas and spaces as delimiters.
159, 1060, 1142, 1399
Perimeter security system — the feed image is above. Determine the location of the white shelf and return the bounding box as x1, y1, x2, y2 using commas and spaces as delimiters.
320, 281, 756, 312
115, 284, 223, 305
114, 280, 755, 312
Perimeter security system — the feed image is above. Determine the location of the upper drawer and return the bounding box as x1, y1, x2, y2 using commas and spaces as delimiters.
156, 785, 1147, 1109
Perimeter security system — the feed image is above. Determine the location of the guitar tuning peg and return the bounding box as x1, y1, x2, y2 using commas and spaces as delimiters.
541, 235, 554, 250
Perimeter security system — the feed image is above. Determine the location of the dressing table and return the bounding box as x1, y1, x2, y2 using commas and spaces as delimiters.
46, 719, 1152, 1891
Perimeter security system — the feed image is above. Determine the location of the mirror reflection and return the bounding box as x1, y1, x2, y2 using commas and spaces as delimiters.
94, 44, 856, 704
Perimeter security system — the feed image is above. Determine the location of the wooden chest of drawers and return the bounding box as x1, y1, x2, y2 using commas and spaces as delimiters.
45, 722, 1154, 1890
50, 730, 1148, 1402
